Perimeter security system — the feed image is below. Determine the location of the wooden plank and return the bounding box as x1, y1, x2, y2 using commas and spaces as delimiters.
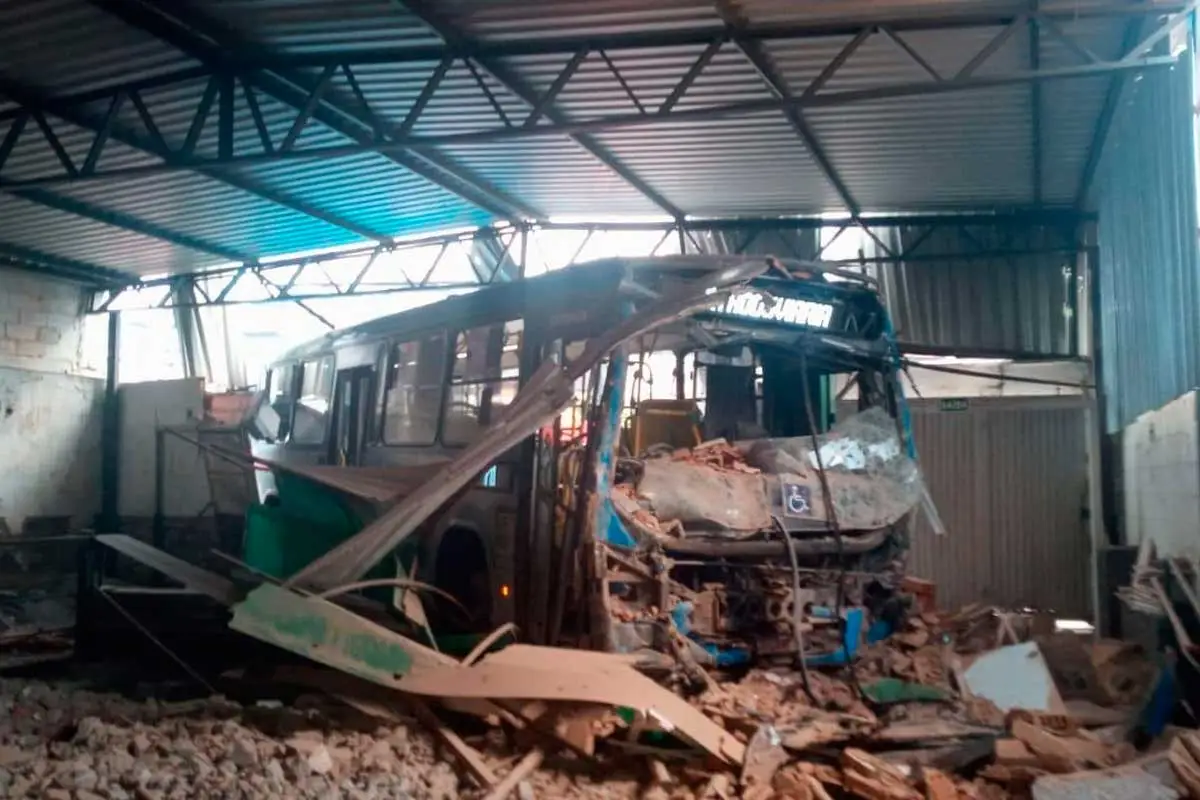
482, 749, 544, 800
96, 534, 238, 605
231, 584, 744, 765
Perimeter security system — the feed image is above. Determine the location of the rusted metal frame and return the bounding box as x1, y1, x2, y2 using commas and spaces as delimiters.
85, 0, 541, 224
599, 49, 646, 113
658, 38, 725, 113
1075, 20, 1147, 208
280, 64, 338, 152
182, 75, 220, 157
393, 0, 685, 218
31, 112, 78, 177
241, 79, 275, 154
956, 16, 1027, 79
0, 113, 28, 172
525, 48, 590, 127
879, 27, 942, 81
82, 91, 127, 175
401, 56, 454, 135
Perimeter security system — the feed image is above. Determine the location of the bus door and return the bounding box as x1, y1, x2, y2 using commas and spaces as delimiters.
329, 366, 374, 466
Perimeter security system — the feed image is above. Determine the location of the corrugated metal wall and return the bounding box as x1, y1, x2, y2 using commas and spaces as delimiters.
1095, 55, 1200, 432
893, 397, 1091, 616
878, 225, 1077, 356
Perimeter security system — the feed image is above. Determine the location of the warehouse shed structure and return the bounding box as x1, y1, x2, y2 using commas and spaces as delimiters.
0, 0, 1197, 628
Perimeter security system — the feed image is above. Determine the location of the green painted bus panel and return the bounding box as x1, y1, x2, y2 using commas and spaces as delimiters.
232, 584, 414, 681
243, 470, 417, 604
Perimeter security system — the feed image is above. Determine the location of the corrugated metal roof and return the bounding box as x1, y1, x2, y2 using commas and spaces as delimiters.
0, 0, 1144, 283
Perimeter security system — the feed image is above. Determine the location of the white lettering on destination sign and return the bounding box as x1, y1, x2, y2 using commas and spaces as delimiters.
719, 292, 834, 329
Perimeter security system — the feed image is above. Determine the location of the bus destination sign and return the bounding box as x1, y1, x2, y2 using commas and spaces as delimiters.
718, 291, 835, 329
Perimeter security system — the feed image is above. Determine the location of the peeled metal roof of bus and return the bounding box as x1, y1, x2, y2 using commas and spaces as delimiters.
0, 0, 1137, 285
268, 253, 884, 364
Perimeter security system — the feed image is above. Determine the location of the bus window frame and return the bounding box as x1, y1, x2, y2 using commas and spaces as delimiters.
380, 330, 454, 448
443, 319, 523, 447
290, 354, 336, 449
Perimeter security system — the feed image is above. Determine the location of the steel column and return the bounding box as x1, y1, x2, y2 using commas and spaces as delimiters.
98, 311, 121, 534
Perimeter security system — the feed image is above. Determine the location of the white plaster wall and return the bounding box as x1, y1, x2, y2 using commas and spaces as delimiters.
117, 378, 213, 518
1122, 390, 1200, 558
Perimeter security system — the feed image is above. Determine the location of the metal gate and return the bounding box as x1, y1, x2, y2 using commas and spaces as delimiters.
885, 396, 1090, 616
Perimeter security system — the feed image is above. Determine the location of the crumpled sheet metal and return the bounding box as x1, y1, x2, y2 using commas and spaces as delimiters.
620, 408, 924, 539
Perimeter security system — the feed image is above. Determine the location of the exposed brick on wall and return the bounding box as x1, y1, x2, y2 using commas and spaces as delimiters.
0, 268, 101, 535
0, 268, 87, 375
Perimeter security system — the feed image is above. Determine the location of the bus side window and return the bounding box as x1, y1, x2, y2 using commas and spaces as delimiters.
267, 363, 297, 441
383, 333, 447, 445
444, 320, 521, 444
292, 357, 334, 445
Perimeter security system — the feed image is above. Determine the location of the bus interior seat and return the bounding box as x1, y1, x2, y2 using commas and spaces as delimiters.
629, 399, 703, 455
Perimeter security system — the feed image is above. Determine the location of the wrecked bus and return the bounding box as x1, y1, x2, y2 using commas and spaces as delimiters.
244, 254, 924, 664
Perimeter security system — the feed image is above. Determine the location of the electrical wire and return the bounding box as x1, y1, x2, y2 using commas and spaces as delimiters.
798, 347, 863, 698
773, 516, 815, 703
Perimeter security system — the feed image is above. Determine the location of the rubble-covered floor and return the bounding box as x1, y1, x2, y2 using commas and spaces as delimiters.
0, 603, 1193, 800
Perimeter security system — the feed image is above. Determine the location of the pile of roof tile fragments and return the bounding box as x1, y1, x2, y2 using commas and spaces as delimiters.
2, 600, 1190, 800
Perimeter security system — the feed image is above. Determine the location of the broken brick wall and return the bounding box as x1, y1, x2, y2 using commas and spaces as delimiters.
0, 268, 104, 539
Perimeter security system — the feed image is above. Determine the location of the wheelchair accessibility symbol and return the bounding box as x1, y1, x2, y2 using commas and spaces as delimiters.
782, 483, 812, 517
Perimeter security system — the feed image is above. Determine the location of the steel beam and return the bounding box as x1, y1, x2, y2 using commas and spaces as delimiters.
0, 52, 1174, 193
0, 74, 391, 246
716, 0, 860, 216
0, 241, 130, 286
8, 186, 251, 262
96, 212, 1092, 309
1074, 21, 1145, 209
209, 3, 1193, 68
85, 0, 543, 223
393, 0, 686, 218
